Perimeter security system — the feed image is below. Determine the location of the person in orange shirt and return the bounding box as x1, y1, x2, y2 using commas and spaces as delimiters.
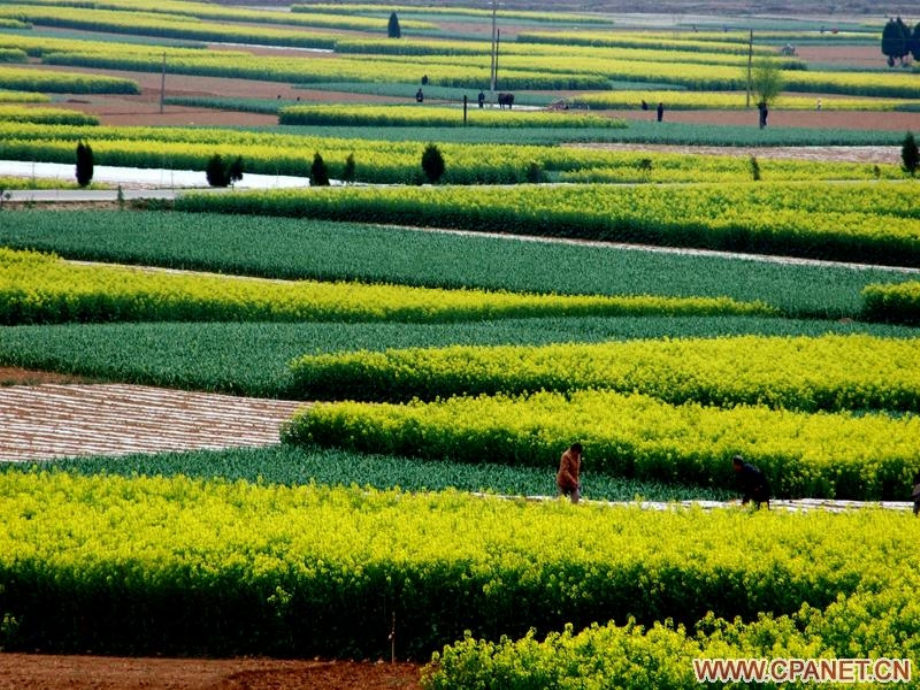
556, 442, 583, 504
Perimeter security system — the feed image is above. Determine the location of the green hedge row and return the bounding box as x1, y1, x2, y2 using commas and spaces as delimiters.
862, 281, 920, 324
173, 183, 920, 269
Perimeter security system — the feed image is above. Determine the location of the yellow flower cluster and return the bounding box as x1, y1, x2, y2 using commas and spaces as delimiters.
0, 89, 47, 103
279, 104, 625, 128
0, 0, 437, 29
294, 3, 605, 23
285, 388, 920, 499
1, 471, 917, 658
0, 65, 138, 93
176, 182, 920, 265
0, 105, 98, 125
7, 7, 321, 45
0, 248, 771, 325
288, 334, 920, 412
862, 281, 920, 324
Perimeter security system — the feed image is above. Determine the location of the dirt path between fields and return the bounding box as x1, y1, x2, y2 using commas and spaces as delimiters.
568, 142, 903, 165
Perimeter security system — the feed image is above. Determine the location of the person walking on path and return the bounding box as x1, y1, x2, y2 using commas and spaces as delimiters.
732, 454, 770, 509
557, 442, 583, 504
656, 102, 664, 122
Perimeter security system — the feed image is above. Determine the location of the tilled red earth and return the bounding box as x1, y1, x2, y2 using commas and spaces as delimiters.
0, 654, 424, 690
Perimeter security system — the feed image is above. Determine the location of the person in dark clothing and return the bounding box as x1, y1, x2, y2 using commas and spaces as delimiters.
656, 102, 664, 122
416, 88, 424, 103
758, 101, 769, 129
478, 90, 485, 109
732, 455, 770, 509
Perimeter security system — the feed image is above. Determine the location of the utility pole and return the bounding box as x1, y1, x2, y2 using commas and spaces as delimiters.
159, 52, 166, 114
489, 0, 497, 98
745, 30, 753, 109
494, 28, 500, 92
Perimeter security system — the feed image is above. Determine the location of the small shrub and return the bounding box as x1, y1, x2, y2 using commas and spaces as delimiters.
525, 161, 543, 183
421, 143, 445, 184
75, 141, 93, 188
901, 131, 919, 176
311, 152, 330, 186
387, 11, 401, 38
206, 154, 229, 188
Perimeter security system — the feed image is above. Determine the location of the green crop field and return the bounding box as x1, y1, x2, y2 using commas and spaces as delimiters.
11, 445, 733, 502
1, 317, 913, 398
1, 211, 916, 318
174, 182, 920, 268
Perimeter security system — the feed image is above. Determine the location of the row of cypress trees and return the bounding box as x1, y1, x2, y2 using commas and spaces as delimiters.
881, 16, 920, 67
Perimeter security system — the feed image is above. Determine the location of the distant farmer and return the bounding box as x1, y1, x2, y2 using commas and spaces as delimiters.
758, 100, 769, 129
416, 88, 424, 103
732, 455, 770, 509
557, 442, 583, 504
641, 99, 649, 111
656, 101, 664, 122
478, 90, 485, 109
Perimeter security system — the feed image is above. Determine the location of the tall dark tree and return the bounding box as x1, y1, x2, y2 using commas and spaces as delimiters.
897, 16, 912, 62
387, 11, 401, 38
902, 132, 919, 177
911, 21, 920, 62
206, 154, 228, 187
882, 17, 910, 67
75, 140, 93, 188
421, 143, 445, 184
311, 152, 330, 186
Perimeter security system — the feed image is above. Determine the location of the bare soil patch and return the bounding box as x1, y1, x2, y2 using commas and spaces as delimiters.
0, 383, 304, 461
796, 44, 892, 70
22, 59, 404, 127
0, 366, 91, 386
0, 654, 423, 690
569, 140, 901, 165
